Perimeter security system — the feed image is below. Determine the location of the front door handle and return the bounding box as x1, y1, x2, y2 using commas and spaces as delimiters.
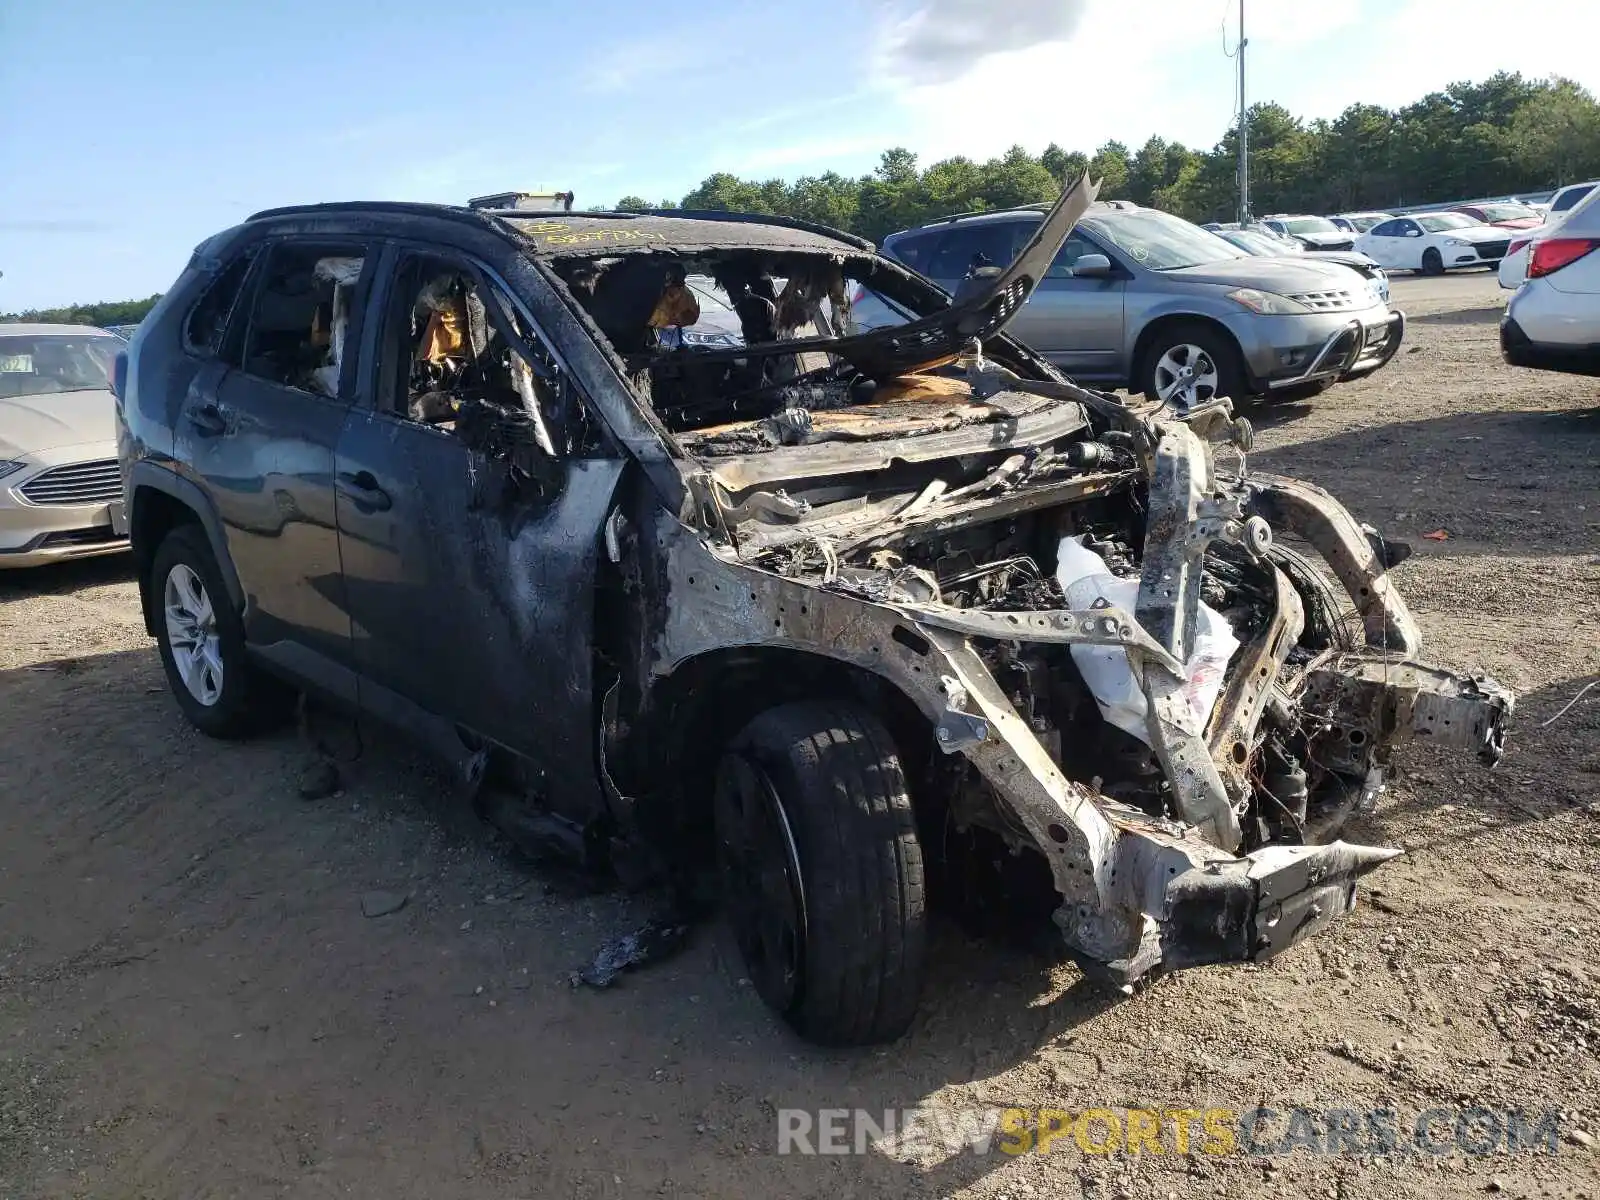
337, 470, 392, 513
187, 400, 228, 436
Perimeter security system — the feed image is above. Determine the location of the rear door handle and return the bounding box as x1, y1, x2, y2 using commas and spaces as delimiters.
337, 470, 391, 513
187, 400, 228, 436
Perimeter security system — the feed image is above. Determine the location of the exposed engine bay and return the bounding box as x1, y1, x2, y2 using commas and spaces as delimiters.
533, 177, 1515, 983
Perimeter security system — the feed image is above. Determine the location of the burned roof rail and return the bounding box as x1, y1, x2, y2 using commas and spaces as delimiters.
636, 208, 878, 252
243, 200, 514, 234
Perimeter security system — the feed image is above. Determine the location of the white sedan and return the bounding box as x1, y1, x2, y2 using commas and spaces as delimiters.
1355, 212, 1514, 275
1501, 185, 1600, 377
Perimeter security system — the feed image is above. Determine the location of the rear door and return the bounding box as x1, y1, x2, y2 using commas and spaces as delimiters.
177, 237, 371, 689
918, 220, 1029, 292
1004, 230, 1126, 378
334, 243, 622, 823
1360, 219, 1404, 269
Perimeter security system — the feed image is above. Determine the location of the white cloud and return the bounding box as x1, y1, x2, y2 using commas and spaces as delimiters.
858, 0, 1600, 171
875, 0, 1232, 161
876, 0, 1090, 86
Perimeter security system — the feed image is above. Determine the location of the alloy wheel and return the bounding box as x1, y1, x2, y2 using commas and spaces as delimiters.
1153, 343, 1221, 410
163, 563, 223, 707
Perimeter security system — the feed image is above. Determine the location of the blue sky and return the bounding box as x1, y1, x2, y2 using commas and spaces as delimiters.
3, 0, 1597, 310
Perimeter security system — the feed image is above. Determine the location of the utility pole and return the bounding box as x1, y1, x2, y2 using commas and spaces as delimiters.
1236, 0, 1250, 225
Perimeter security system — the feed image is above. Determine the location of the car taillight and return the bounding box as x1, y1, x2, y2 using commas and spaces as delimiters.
1528, 237, 1600, 278
1506, 237, 1531, 258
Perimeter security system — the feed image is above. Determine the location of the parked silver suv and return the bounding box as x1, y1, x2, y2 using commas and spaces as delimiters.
881, 203, 1405, 406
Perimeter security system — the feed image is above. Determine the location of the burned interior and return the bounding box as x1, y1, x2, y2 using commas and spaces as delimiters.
400, 181, 1516, 1032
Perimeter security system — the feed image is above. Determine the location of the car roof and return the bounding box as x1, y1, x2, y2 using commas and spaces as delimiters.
0, 323, 118, 337
885, 199, 1140, 241
244, 200, 875, 258
1548, 182, 1600, 232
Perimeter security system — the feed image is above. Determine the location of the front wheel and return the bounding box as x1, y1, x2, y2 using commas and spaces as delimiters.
713, 701, 926, 1045
1420, 247, 1445, 276
151, 525, 291, 738
1140, 323, 1246, 411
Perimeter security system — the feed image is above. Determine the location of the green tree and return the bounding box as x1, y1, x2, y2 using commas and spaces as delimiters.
976, 145, 1060, 210
1125, 136, 1170, 206
1508, 78, 1600, 187
1088, 140, 1130, 198
1041, 143, 1089, 186
1, 295, 163, 326
680, 172, 767, 212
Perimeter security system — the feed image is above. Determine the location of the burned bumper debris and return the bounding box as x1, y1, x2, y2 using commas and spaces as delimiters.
633, 352, 1512, 986
417, 174, 1514, 1034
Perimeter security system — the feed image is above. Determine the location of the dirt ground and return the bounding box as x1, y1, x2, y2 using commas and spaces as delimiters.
2, 272, 1597, 1200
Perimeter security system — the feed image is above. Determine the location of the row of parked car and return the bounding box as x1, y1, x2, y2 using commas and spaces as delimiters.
0, 192, 1410, 570
1206, 181, 1599, 286
11, 176, 1596, 578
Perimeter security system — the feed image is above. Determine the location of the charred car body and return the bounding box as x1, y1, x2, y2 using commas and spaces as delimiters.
117, 179, 1512, 1045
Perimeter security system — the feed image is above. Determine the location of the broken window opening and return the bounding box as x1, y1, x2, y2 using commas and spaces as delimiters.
551, 249, 1018, 448
381, 253, 579, 504
240, 242, 367, 398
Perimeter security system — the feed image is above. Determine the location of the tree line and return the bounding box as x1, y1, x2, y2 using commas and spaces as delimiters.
0, 295, 162, 327
611, 73, 1600, 244
11, 72, 1597, 319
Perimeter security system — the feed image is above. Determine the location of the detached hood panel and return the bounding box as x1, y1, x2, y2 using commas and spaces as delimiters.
676, 175, 1101, 382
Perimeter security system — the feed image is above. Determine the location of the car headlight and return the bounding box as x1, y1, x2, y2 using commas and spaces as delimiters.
0, 460, 26, 481
1226, 288, 1311, 315
1445, 237, 1471, 247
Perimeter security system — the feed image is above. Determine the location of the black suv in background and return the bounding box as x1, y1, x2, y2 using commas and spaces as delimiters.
114, 184, 1509, 1044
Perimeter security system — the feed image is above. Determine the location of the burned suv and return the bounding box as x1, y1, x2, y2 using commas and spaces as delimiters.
117, 179, 1511, 1045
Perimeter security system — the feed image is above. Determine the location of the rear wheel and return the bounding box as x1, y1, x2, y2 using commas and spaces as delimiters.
713, 701, 926, 1045
1140, 323, 1246, 411
1420, 247, 1445, 276
151, 524, 291, 738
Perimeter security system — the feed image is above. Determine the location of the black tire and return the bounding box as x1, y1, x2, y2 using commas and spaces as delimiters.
1420, 247, 1444, 276
713, 700, 926, 1045
151, 524, 291, 738
1139, 321, 1246, 409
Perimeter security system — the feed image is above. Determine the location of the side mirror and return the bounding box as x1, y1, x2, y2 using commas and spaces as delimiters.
1071, 254, 1114, 278
1405, 229, 1422, 237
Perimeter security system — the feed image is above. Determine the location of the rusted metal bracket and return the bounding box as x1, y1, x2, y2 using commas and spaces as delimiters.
1298, 654, 1515, 769
1246, 474, 1421, 657
1134, 420, 1243, 852
1207, 565, 1305, 801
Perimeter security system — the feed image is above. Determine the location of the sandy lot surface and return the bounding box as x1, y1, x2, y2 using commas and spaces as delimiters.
2, 272, 1597, 1200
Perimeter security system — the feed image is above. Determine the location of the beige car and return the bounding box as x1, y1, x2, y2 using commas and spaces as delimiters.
0, 323, 128, 567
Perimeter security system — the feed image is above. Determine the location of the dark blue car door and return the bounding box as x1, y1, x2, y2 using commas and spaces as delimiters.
176, 237, 371, 696
334, 241, 623, 824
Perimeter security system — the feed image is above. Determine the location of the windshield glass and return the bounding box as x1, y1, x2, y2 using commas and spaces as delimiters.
1348, 214, 1390, 232
1417, 213, 1479, 232
0, 334, 118, 399
1476, 204, 1536, 221
1553, 185, 1594, 212
1083, 210, 1244, 270
1282, 217, 1339, 235
1223, 230, 1296, 256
